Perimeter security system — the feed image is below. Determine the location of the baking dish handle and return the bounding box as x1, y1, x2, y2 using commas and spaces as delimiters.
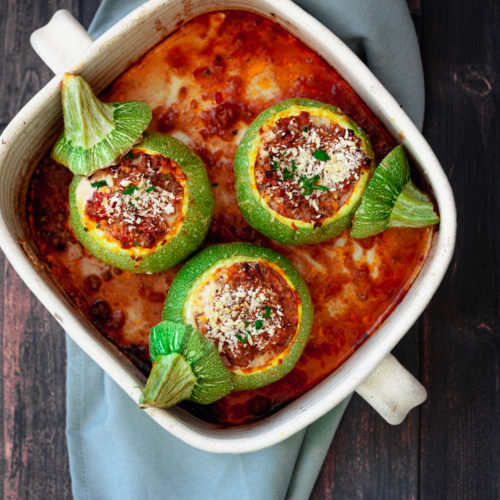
355, 353, 426, 424
30, 10, 93, 74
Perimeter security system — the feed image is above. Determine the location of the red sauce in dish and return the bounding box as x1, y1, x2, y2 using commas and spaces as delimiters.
26, 11, 433, 425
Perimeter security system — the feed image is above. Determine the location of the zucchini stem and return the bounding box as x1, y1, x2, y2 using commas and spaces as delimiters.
390, 181, 440, 228
139, 353, 196, 408
61, 74, 115, 149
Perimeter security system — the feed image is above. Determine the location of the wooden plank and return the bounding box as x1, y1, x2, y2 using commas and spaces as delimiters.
311, 325, 421, 500
2, 258, 71, 500
418, 0, 500, 497
0, 1, 100, 498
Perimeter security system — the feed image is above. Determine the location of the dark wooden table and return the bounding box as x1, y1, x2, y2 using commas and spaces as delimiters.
1, 1, 498, 498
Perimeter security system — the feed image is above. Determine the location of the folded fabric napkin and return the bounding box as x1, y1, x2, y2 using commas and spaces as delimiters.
66, 1, 424, 499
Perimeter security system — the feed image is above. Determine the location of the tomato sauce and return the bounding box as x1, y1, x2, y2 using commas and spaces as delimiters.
26, 11, 433, 425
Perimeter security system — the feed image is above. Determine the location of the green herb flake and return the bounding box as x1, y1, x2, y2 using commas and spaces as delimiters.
299, 174, 329, 196
235, 333, 247, 344
263, 305, 272, 318
313, 149, 330, 161
96, 223, 100, 229
83, 227, 89, 232
125, 151, 135, 160
303, 126, 309, 132
272, 162, 280, 171
133, 241, 141, 247
283, 167, 293, 180
145, 185, 155, 193
91, 180, 108, 189
122, 184, 138, 195
164, 174, 169, 179
255, 319, 263, 330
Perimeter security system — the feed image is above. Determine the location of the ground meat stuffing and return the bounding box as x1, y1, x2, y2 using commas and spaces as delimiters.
84, 151, 185, 249
254, 111, 372, 224
191, 261, 300, 369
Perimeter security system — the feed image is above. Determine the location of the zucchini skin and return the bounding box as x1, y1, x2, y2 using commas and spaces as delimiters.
234, 98, 375, 245
69, 132, 214, 273
163, 242, 314, 391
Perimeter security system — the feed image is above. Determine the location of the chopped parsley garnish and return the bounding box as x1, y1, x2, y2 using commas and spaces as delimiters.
235, 333, 247, 344
272, 162, 280, 171
255, 319, 263, 330
164, 174, 169, 179
91, 180, 108, 189
303, 126, 309, 132
313, 149, 330, 161
283, 159, 297, 180
263, 305, 272, 318
122, 184, 138, 195
283, 167, 293, 180
133, 241, 141, 246
299, 174, 329, 196
128, 200, 135, 207
124, 151, 135, 160
96, 223, 100, 229
145, 185, 155, 193
83, 227, 89, 232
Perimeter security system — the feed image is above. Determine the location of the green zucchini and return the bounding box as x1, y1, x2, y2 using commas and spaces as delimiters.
351, 145, 439, 238
69, 132, 214, 273
52, 74, 152, 176
162, 243, 313, 391
234, 98, 375, 245
140, 321, 233, 408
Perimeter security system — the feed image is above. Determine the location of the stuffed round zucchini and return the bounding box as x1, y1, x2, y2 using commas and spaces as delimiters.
162, 242, 313, 391
234, 98, 375, 245
69, 132, 214, 273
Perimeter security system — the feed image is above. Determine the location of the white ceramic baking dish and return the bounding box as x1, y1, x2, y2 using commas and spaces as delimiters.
0, 0, 456, 453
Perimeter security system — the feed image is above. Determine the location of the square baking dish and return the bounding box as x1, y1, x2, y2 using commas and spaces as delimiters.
0, 0, 456, 453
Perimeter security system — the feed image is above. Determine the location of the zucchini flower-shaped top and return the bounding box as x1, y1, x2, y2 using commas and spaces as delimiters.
351, 145, 439, 238
51, 74, 152, 176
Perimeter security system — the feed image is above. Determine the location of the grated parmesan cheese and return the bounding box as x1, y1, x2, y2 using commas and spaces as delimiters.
192, 264, 286, 356
258, 114, 368, 214
87, 154, 179, 232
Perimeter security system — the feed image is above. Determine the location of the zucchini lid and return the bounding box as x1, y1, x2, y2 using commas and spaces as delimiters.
163, 242, 314, 391
351, 145, 439, 238
234, 98, 375, 245
52, 74, 152, 176
140, 321, 233, 407
69, 132, 214, 273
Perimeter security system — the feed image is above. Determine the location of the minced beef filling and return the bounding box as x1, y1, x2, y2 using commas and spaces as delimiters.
254, 111, 372, 224
85, 152, 185, 249
193, 261, 300, 369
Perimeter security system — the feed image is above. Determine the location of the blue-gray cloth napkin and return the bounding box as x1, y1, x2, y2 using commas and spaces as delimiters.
66, 1, 424, 499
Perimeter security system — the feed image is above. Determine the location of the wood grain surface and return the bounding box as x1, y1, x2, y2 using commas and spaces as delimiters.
0, 1, 498, 499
